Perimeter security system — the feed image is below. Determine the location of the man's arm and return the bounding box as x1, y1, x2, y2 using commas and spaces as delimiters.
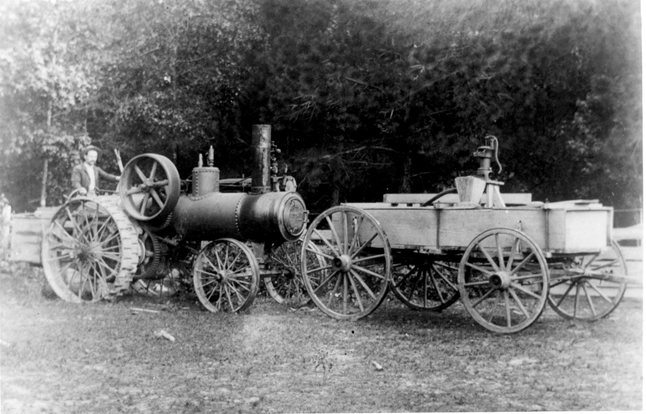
96, 167, 120, 183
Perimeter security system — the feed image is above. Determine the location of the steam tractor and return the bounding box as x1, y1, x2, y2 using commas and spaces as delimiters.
40, 125, 311, 312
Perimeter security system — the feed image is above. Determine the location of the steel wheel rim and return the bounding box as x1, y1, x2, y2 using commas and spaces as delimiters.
301, 206, 391, 320
547, 241, 627, 321
42, 198, 123, 302
458, 228, 549, 334
193, 238, 259, 313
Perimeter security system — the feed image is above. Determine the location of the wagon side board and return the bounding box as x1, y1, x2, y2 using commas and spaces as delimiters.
8, 207, 58, 265
342, 202, 612, 255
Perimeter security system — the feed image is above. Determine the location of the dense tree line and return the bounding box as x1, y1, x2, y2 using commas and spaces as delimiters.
0, 0, 641, 215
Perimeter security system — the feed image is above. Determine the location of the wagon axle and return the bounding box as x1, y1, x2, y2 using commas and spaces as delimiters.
332, 255, 353, 272
489, 271, 512, 289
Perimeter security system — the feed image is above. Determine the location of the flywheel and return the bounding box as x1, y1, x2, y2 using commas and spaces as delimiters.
41, 195, 140, 302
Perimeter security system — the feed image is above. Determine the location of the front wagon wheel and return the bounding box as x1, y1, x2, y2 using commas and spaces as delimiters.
301, 206, 391, 320
193, 238, 259, 313
458, 228, 549, 334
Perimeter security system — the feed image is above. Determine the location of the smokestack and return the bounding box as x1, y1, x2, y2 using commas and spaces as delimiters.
251, 124, 271, 194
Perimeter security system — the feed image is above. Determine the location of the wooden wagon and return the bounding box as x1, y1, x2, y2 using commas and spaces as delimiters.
299, 137, 633, 333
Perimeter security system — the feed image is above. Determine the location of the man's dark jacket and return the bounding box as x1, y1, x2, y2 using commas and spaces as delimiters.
71, 164, 119, 193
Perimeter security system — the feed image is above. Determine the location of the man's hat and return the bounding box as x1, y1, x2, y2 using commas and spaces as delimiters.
81, 145, 102, 157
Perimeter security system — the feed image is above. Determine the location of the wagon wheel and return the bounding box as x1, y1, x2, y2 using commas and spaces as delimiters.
301, 206, 391, 320
42, 197, 139, 303
264, 239, 323, 306
547, 241, 627, 321
391, 260, 460, 311
193, 238, 260, 312
119, 154, 180, 222
458, 228, 549, 333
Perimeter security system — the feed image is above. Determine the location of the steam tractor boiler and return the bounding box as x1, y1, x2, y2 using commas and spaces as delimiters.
40, 125, 310, 312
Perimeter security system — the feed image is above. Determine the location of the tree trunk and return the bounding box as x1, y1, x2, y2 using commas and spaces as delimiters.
398, 154, 412, 193
40, 159, 48, 207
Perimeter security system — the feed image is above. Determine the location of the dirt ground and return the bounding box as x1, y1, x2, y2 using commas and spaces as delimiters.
0, 269, 642, 413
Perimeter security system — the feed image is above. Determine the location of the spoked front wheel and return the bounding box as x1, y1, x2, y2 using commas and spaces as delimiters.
547, 241, 627, 321
391, 260, 460, 311
193, 238, 259, 313
301, 206, 391, 320
458, 228, 549, 334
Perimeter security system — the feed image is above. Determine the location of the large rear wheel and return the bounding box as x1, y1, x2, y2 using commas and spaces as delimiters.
42, 197, 139, 302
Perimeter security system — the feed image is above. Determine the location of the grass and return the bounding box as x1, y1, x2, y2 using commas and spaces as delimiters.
0, 267, 642, 413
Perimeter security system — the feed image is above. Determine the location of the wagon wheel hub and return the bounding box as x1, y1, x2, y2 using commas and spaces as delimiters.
489, 271, 512, 289
332, 255, 352, 272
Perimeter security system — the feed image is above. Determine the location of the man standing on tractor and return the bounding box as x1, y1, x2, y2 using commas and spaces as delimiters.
71, 146, 120, 196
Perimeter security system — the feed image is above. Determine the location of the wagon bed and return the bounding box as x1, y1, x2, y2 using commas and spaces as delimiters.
298, 136, 632, 333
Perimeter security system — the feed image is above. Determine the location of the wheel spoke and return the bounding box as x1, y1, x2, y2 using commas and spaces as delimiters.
326, 272, 344, 306
508, 287, 531, 319
134, 164, 147, 182
504, 290, 512, 328
352, 253, 386, 264
405, 267, 422, 301
126, 186, 144, 195
324, 215, 344, 254
227, 249, 244, 271
139, 193, 150, 215
350, 232, 379, 259
306, 264, 333, 275
463, 278, 490, 288
471, 287, 496, 308
150, 189, 165, 209
149, 161, 158, 181
581, 282, 597, 316
583, 279, 614, 303
311, 269, 341, 295
495, 234, 506, 270
429, 268, 445, 304
509, 252, 536, 275
313, 228, 340, 257
477, 243, 499, 271
342, 274, 349, 314
305, 245, 335, 261
349, 269, 377, 300
430, 264, 458, 291
349, 215, 364, 252
351, 263, 385, 280
348, 274, 365, 312
465, 261, 495, 277
342, 212, 349, 255
509, 282, 542, 300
